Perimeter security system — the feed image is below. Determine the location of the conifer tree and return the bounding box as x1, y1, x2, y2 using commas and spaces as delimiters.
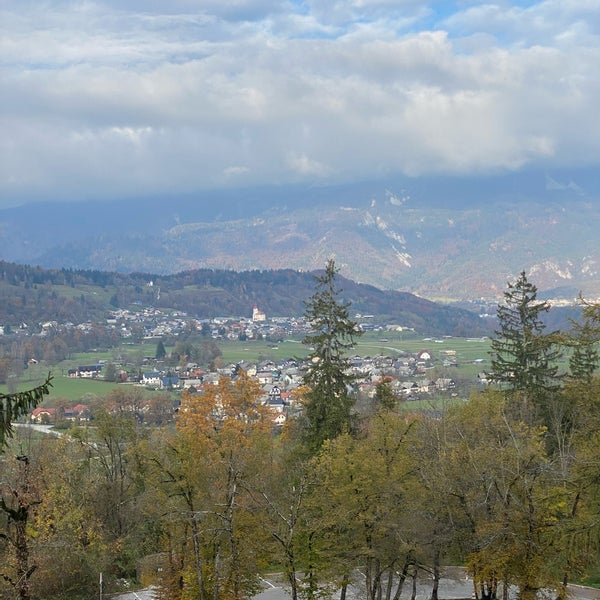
489, 271, 561, 399
155, 339, 167, 360
301, 260, 362, 454
0, 374, 52, 450
567, 300, 600, 382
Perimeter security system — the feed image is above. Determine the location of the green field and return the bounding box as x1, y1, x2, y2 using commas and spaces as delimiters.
4, 364, 123, 402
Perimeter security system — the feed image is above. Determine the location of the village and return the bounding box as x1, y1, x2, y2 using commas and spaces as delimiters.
29, 304, 476, 428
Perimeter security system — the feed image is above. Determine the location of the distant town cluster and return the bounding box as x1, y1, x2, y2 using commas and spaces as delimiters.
25, 304, 466, 428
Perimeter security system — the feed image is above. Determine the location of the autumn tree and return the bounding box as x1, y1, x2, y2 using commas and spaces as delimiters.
255, 439, 314, 600
429, 391, 580, 600
0, 454, 39, 600
0, 376, 52, 600
311, 411, 420, 600
28, 436, 112, 598
301, 260, 362, 454
155, 371, 274, 600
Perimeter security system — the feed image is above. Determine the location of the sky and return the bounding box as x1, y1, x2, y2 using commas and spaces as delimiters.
1, 0, 599, 206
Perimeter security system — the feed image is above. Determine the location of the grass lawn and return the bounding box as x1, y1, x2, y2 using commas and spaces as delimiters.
1, 363, 123, 403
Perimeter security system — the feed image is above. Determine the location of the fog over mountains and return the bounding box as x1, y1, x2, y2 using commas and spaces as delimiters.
2, 169, 599, 303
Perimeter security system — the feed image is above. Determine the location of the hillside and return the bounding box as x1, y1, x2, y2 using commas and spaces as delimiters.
0, 262, 492, 337
1, 170, 598, 301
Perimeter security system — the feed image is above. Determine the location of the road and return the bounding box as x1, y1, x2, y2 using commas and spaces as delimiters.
109, 575, 600, 600
253, 569, 600, 600
108, 588, 157, 600
106, 569, 600, 600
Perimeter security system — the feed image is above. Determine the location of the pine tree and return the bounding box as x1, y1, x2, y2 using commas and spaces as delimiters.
155, 339, 167, 360
301, 260, 362, 454
0, 374, 53, 450
568, 300, 600, 382
489, 271, 562, 398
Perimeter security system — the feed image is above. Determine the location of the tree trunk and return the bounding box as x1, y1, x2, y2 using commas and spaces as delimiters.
0, 456, 37, 600
191, 515, 207, 600
430, 548, 441, 600
392, 553, 413, 600
410, 564, 418, 600
340, 581, 348, 600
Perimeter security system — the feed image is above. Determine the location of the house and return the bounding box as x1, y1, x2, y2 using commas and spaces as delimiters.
435, 378, 456, 391
142, 372, 162, 387
161, 376, 181, 389
182, 377, 204, 390
271, 413, 286, 427
77, 365, 102, 378
256, 370, 274, 385
30, 407, 56, 424
64, 404, 91, 421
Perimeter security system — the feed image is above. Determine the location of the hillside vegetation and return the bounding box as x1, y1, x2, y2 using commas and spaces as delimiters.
1, 172, 599, 300
0, 261, 492, 337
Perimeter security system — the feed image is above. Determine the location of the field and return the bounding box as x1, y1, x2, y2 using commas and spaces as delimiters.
221, 332, 491, 363
5, 364, 123, 402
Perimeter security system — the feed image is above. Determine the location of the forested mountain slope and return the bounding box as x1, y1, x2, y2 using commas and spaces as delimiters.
0, 261, 492, 336
1, 170, 598, 301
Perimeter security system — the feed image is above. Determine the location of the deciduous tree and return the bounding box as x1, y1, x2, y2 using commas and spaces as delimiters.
155, 371, 273, 600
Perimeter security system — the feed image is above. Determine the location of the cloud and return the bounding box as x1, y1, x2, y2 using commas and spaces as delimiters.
1, 0, 599, 204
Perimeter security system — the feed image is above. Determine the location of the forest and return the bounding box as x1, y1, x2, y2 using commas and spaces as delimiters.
0, 265, 599, 600
0, 260, 491, 337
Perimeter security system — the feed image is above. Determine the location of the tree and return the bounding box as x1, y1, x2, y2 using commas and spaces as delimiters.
0, 376, 52, 600
28, 436, 112, 598
567, 298, 600, 382
156, 371, 273, 600
0, 455, 39, 600
311, 412, 419, 600
0, 374, 53, 450
155, 339, 167, 360
489, 271, 562, 401
301, 260, 362, 454
375, 379, 397, 411
103, 361, 117, 382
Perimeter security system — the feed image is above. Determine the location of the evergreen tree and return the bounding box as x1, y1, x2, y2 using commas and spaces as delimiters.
155, 339, 167, 360
301, 260, 362, 454
489, 271, 562, 399
0, 374, 53, 450
567, 300, 600, 382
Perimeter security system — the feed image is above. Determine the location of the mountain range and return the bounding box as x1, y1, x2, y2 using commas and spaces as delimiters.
1, 168, 598, 302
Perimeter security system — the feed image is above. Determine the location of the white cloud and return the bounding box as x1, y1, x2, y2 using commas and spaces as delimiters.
1, 0, 599, 204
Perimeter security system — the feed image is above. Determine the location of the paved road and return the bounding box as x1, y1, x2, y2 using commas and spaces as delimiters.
108, 588, 157, 600
254, 570, 600, 600
106, 570, 600, 600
